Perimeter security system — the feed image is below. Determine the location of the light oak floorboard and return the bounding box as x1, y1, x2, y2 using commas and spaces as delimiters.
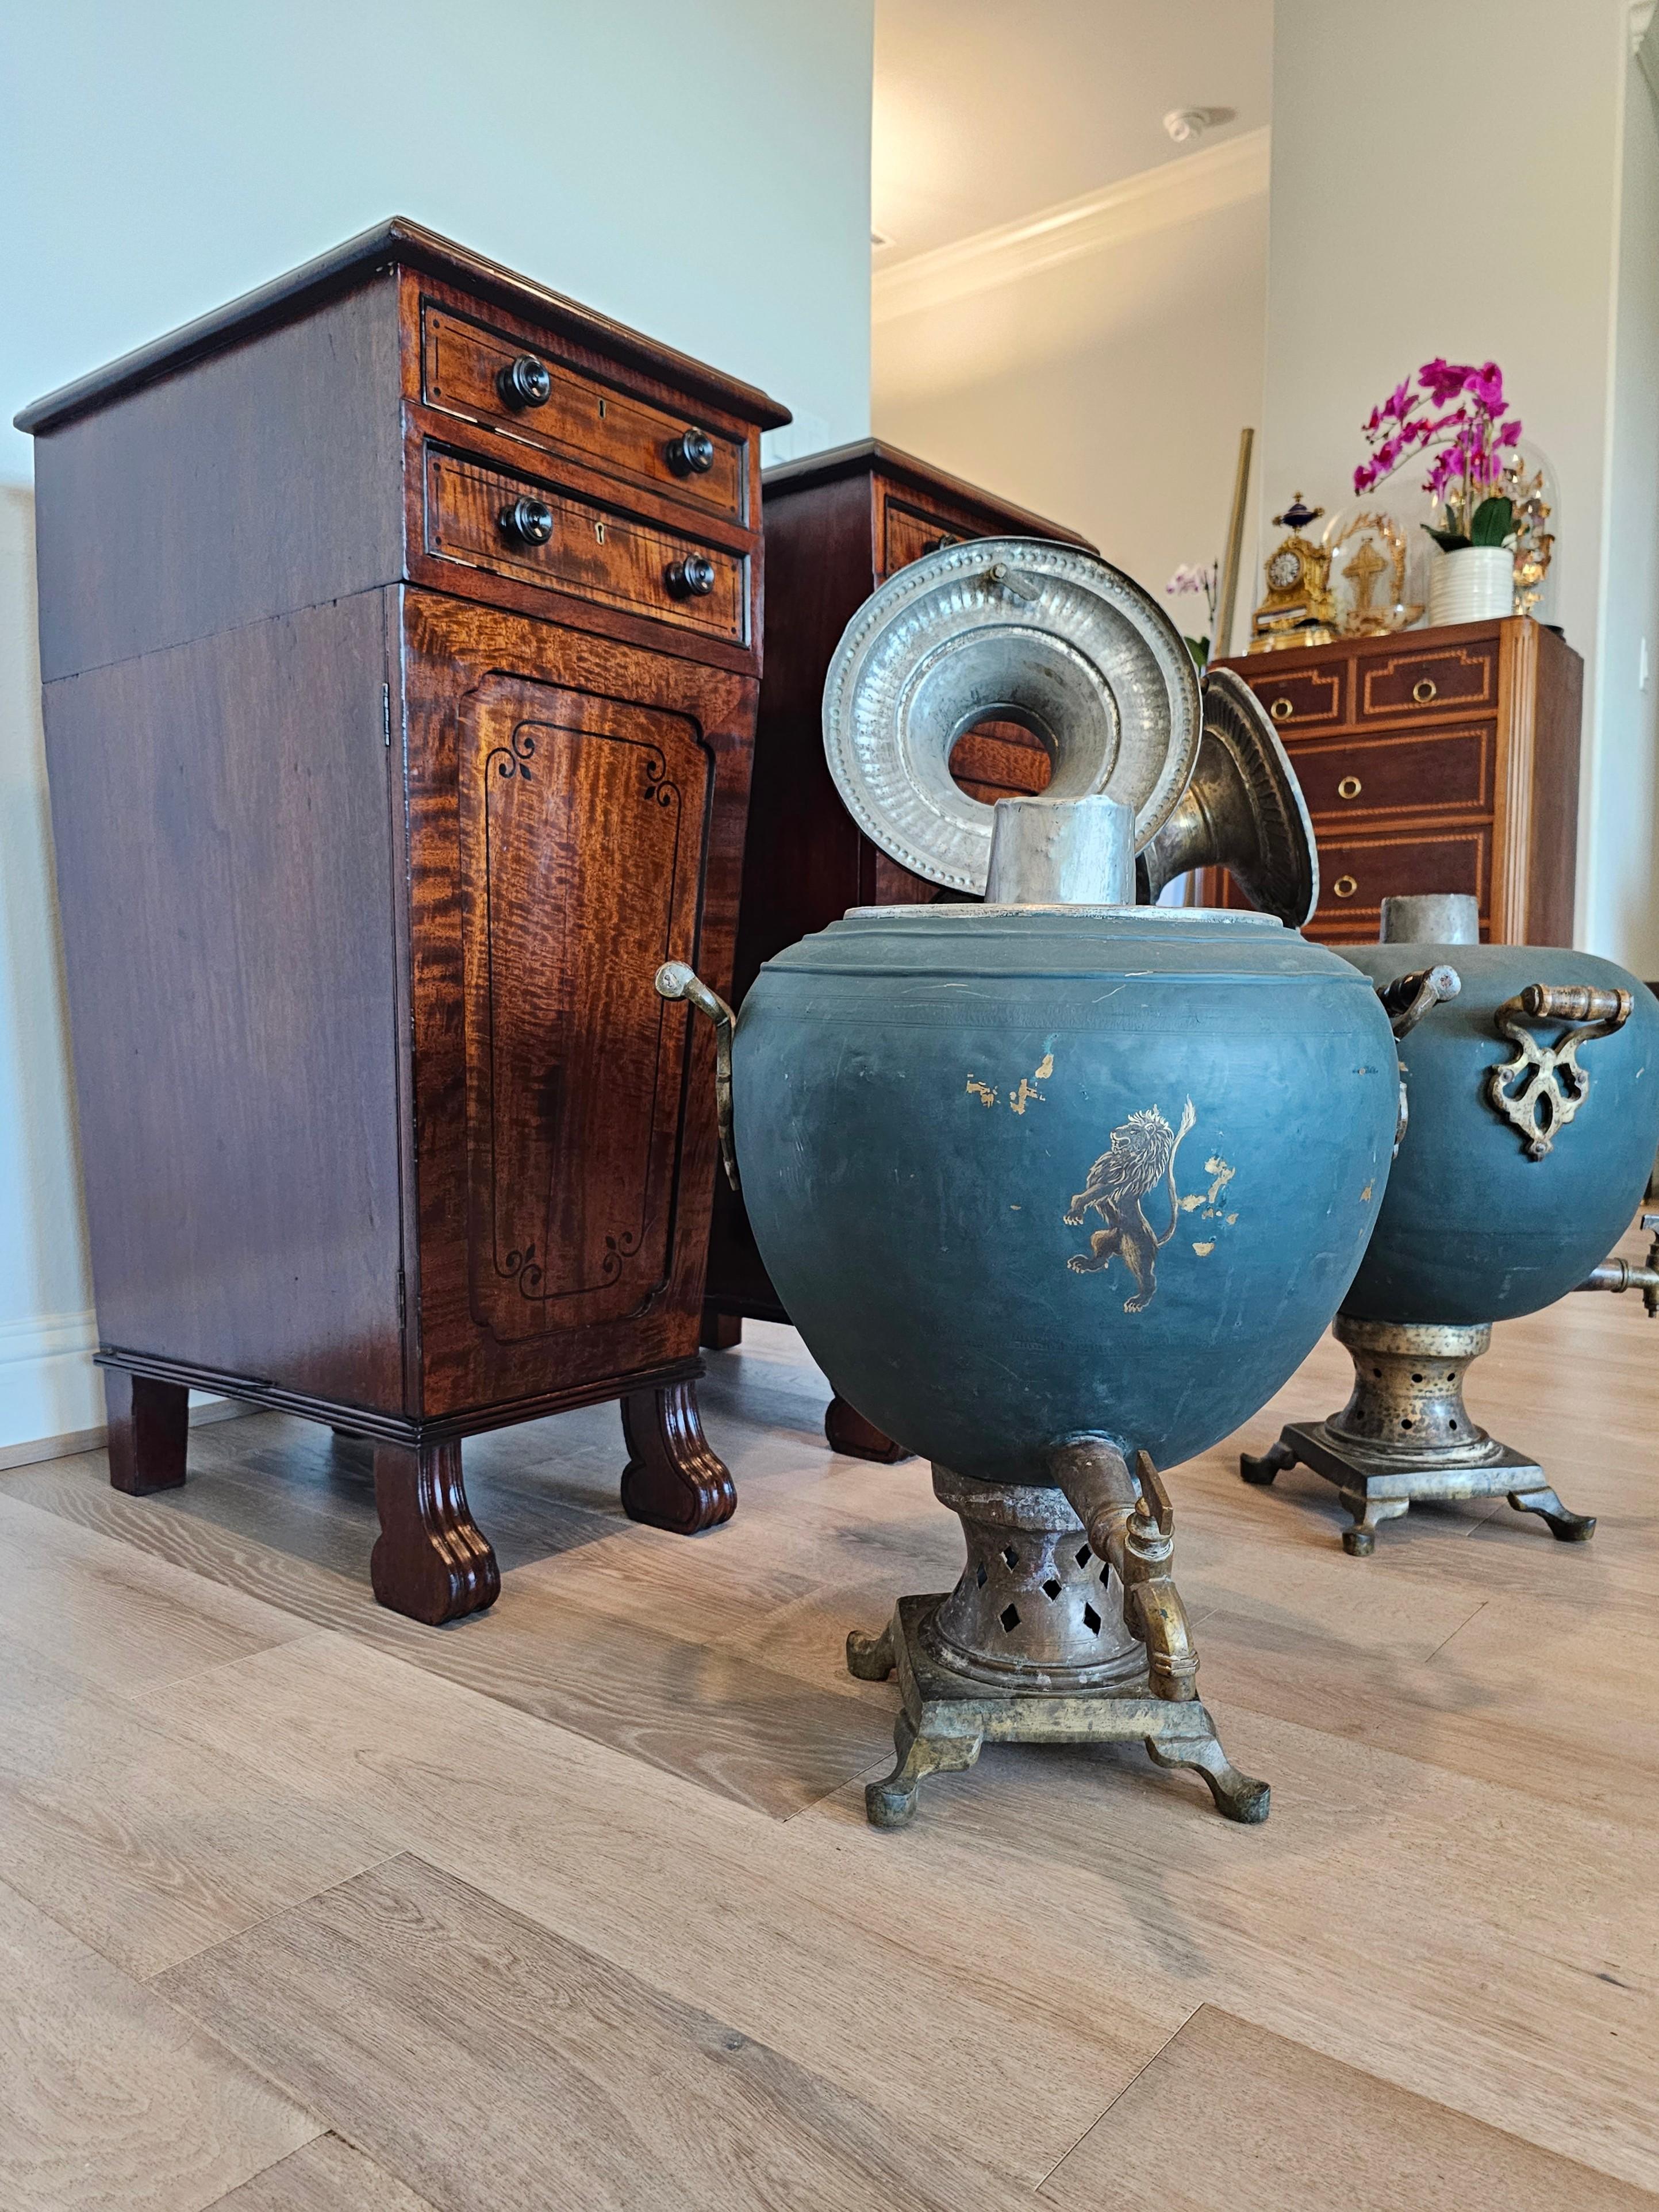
158, 1852, 1029, 2212
208, 2133, 436, 2211
136, 1630, 1173, 2190
0, 1873, 319, 2212
0, 1631, 391, 1977
1040, 2003, 1654, 2211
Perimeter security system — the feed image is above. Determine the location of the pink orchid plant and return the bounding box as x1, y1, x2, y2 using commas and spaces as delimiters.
1355, 359, 1523, 550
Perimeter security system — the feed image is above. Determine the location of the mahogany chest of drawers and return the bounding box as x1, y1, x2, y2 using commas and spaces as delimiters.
700, 439, 1089, 1449
18, 219, 788, 1621
1209, 617, 1581, 944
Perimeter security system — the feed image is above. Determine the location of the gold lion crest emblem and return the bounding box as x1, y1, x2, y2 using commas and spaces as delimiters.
1064, 1098, 1197, 1312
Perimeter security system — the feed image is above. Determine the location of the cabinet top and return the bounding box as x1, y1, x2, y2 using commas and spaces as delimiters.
762, 436, 1092, 545
15, 216, 793, 438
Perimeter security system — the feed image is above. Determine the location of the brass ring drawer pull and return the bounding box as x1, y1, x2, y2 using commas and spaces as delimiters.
1269, 698, 1294, 721
1337, 775, 1362, 800
1332, 874, 1358, 899
1412, 677, 1438, 703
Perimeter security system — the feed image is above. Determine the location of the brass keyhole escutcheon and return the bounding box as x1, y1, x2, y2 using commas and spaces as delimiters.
1270, 698, 1293, 721
1412, 677, 1438, 704
1337, 775, 1362, 800
1333, 874, 1358, 899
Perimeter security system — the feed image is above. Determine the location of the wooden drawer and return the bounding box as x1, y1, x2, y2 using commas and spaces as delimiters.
1357, 638, 1496, 719
424, 448, 746, 644
1241, 655, 1350, 732
1293, 722, 1494, 822
423, 306, 746, 521
1311, 824, 1492, 935
948, 720, 1053, 804
881, 497, 981, 578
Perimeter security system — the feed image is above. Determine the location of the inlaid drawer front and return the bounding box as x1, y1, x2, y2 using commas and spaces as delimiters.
1358, 639, 1496, 719
1312, 824, 1491, 931
882, 498, 981, 578
423, 308, 745, 520
1292, 723, 1494, 821
425, 450, 746, 643
1242, 657, 1349, 731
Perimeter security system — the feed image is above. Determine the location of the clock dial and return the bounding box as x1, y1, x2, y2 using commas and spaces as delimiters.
1267, 549, 1302, 590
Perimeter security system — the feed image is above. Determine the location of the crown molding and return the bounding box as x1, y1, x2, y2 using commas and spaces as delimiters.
873, 125, 1271, 327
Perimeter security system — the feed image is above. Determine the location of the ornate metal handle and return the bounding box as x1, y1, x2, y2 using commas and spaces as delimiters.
1412, 677, 1438, 704
1486, 984, 1633, 1158
654, 962, 739, 1193
665, 552, 717, 598
1337, 775, 1362, 800
1332, 874, 1358, 899
1269, 697, 1293, 721
498, 495, 554, 547
665, 427, 716, 476
497, 354, 552, 410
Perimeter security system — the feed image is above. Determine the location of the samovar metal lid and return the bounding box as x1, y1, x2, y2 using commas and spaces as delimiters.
821, 537, 1201, 897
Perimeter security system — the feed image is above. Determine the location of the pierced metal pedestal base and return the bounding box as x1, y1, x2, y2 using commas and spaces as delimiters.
847, 1595, 1269, 1827
1240, 1315, 1595, 1555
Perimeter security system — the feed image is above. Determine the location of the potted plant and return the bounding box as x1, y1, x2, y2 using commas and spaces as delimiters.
1165, 562, 1218, 665
1354, 359, 1522, 624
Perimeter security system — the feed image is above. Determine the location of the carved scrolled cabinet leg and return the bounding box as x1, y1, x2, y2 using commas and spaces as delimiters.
370, 1440, 500, 1625
104, 1369, 189, 1495
620, 1379, 736, 1534
824, 1395, 910, 1464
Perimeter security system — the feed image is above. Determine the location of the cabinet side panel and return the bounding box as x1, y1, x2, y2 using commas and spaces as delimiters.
32, 281, 404, 680
1529, 625, 1583, 943
41, 592, 406, 1409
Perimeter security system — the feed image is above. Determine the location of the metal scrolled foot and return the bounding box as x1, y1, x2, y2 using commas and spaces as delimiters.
1145, 1731, 1271, 1825
865, 1711, 983, 1829
1340, 1491, 1410, 1556
1241, 1436, 1296, 1486
846, 1619, 897, 1681
1509, 1486, 1596, 1542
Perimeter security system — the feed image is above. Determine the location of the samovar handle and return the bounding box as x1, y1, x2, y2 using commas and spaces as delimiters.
1371, 965, 1461, 1156
654, 962, 741, 1195
1485, 983, 1633, 1161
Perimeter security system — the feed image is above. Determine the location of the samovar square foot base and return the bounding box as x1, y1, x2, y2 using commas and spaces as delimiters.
846, 1596, 1269, 1828
1241, 1423, 1595, 1554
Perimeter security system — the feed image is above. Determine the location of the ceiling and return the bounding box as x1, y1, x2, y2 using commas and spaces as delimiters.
873, 0, 1273, 262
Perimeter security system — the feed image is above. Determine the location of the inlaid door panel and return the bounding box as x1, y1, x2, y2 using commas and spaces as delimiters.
458, 672, 712, 1342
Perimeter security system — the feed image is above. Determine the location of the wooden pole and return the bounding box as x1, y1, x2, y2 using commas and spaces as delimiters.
1213, 426, 1254, 660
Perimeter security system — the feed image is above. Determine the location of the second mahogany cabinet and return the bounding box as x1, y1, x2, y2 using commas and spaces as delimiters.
700, 440, 1090, 1449
1209, 617, 1581, 944
20, 220, 788, 1622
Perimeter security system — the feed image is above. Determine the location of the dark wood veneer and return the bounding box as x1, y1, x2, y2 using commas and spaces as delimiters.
20, 223, 785, 1620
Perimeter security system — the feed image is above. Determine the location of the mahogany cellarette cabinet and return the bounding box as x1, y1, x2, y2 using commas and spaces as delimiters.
1207, 617, 1581, 944
17, 220, 788, 1623
698, 439, 1090, 1457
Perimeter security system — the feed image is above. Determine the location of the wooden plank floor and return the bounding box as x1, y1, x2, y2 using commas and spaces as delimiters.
1, 1259, 1656, 2209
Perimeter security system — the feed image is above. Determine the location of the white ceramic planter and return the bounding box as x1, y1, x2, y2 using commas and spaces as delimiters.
1428, 544, 1515, 626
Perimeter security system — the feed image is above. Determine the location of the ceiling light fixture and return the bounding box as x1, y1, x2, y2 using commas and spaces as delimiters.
1163, 106, 1235, 144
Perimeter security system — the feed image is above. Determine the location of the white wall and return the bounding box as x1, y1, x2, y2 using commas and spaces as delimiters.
0, 0, 875, 1453
1262, 0, 1637, 958
1593, 59, 1659, 972
873, 132, 1268, 626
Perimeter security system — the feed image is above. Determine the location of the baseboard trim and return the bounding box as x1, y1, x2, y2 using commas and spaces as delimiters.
0, 1394, 254, 1475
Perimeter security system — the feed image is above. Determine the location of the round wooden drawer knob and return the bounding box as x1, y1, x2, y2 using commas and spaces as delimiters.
1332, 874, 1358, 899
1412, 677, 1438, 703
665, 427, 716, 476
666, 552, 717, 598
1337, 775, 1362, 800
497, 355, 552, 411
497, 495, 554, 548
1269, 698, 1294, 721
